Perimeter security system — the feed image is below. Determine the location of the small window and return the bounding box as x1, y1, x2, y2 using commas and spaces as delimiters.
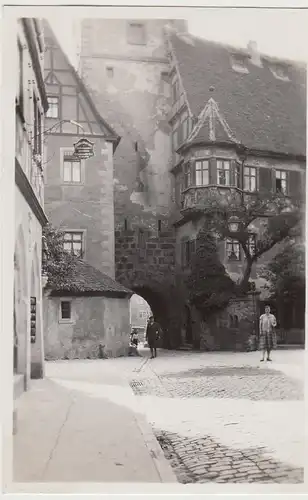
195, 160, 209, 186
63, 231, 83, 257
63, 153, 81, 183
270, 64, 289, 81
230, 54, 249, 74
182, 239, 195, 268
60, 301, 71, 320
127, 22, 146, 45
226, 238, 241, 261
217, 160, 231, 186
275, 170, 288, 194
46, 96, 59, 118
244, 166, 257, 192
106, 66, 114, 78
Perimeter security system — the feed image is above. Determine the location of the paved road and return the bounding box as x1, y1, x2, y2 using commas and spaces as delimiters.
107, 348, 305, 484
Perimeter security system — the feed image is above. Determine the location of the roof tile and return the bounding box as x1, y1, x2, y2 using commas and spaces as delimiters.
170, 33, 306, 156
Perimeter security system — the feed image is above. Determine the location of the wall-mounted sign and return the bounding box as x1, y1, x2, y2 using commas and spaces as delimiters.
73, 137, 95, 159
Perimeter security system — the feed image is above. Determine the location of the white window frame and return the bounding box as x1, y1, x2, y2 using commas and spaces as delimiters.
275, 169, 288, 194
59, 299, 73, 324
63, 230, 85, 258
60, 147, 85, 184
244, 166, 257, 192
46, 96, 59, 118
217, 160, 231, 186
195, 160, 209, 186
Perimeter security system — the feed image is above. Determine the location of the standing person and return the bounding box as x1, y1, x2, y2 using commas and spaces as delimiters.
146, 316, 161, 359
259, 305, 277, 362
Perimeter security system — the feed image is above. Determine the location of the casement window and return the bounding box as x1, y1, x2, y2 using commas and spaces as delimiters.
46, 96, 59, 118
63, 153, 82, 183
127, 22, 146, 45
63, 231, 84, 257
184, 163, 192, 189
17, 40, 24, 115
226, 238, 241, 261
275, 170, 288, 194
59, 300, 72, 322
244, 166, 257, 192
217, 160, 231, 186
195, 160, 209, 186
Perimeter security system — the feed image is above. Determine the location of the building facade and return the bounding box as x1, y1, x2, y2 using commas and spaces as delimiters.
43, 23, 132, 359
79, 20, 306, 349
14, 18, 48, 411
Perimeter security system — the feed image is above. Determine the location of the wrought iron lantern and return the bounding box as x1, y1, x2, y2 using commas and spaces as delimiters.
228, 215, 241, 233
73, 137, 95, 160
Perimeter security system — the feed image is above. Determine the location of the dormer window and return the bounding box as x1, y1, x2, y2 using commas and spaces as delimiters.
230, 54, 249, 74
270, 63, 289, 81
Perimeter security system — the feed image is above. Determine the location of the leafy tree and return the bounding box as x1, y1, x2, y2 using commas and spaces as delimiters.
259, 239, 305, 301
186, 228, 235, 317
187, 187, 303, 292
42, 224, 78, 290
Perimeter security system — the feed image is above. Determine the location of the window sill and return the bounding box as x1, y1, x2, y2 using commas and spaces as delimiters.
59, 318, 74, 324
62, 182, 84, 186
182, 184, 243, 194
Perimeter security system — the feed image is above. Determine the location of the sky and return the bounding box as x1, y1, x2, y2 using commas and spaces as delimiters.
49, 8, 308, 68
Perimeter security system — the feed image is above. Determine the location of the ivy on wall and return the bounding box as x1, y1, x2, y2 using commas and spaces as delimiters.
185, 228, 235, 318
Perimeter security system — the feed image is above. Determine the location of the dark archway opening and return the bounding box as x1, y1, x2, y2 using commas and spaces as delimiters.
132, 286, 171, 348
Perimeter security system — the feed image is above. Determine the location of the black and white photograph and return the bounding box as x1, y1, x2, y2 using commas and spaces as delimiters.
1, 2, 307, 495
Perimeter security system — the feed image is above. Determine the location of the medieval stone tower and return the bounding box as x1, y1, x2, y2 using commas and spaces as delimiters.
78, 19, 188, 347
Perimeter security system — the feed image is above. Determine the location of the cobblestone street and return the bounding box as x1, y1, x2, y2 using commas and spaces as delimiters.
113, 349, 305, 484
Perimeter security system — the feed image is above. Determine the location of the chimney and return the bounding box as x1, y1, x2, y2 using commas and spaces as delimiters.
247, 40, 262, 67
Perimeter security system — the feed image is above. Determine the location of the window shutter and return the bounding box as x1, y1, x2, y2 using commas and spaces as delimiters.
258, 167, 273, 192
288, 170, 302, 197
209, 158, 217, 184
190, 161, 195, 185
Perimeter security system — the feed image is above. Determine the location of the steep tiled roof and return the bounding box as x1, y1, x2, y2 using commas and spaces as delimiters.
50, 260, 132, 297
169, 32, 306, 156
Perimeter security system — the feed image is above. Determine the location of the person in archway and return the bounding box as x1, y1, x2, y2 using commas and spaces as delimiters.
259, 305, 277, 362
146, 316, 161, 359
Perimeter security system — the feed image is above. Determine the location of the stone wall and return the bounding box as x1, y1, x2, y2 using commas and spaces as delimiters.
44, 295, 131, 359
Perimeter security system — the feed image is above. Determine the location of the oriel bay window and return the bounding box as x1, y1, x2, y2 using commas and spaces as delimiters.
195, 160, 209, 186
